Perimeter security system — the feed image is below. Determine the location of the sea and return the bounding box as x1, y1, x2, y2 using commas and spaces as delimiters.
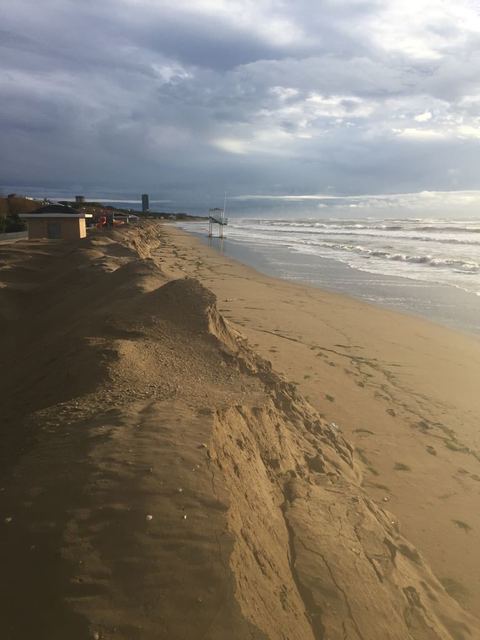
179, 217, 480, 336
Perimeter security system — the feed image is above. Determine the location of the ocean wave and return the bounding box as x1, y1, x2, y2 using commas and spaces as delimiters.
228, 228, 480, 274
418, 225, 480, 233
229, 224, 480, 247
244, 218, 480, 234
257, 221, 406, 231
179, 220, 480, 300
312, 242, 480, 273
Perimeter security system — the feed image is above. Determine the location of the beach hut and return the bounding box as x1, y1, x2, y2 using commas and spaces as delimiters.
20, 204, 92, 240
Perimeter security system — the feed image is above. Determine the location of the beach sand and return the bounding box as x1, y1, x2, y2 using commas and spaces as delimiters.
0, 221, 479, 639
166, 225, 480, 615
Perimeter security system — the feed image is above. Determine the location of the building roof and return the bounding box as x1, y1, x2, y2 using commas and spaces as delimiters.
20, 202, 93, 220
33, 204, 79, 215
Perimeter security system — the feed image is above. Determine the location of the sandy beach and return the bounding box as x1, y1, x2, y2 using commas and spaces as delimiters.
1, 221, 479, 639
167, 225, 480, 614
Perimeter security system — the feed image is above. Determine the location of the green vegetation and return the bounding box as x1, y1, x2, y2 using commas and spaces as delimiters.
0, 212, 26, 233
0, 196, 35, 233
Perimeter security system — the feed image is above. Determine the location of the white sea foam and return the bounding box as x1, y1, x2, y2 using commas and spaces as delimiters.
224, 216, 480, 296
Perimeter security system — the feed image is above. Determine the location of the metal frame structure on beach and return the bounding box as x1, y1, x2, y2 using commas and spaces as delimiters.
208, 195, 228, 238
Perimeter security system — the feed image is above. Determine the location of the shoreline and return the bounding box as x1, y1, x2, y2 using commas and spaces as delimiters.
179, 221, 480, 338
174, 222, 480, 345
165, 223, 480, 614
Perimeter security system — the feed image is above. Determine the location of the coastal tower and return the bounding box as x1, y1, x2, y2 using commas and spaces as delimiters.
141, 194, 149, 214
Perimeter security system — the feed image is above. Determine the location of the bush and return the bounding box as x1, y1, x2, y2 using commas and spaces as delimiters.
0, 214, 26, 233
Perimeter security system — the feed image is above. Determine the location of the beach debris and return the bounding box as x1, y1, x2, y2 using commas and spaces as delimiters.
4, 516, 13, 524
383, 496, 389, 502
92, 632, 100, 640
145, 514, 153, 522
183, 514, 187, 520
198, 443, 208, 449
177, 487, 183, 493
330, 422, 340, 431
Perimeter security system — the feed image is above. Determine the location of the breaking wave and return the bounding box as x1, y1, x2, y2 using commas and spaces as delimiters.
223, 216, 480, 296
315, 242, 480, 274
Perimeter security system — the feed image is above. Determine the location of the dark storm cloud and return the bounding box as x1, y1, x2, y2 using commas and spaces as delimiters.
1, 0, 480, 212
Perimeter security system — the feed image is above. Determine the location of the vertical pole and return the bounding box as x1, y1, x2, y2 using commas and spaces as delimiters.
222, 192, 227, 239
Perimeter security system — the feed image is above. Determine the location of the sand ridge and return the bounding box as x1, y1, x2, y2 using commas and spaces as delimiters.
0, 223, 479, 639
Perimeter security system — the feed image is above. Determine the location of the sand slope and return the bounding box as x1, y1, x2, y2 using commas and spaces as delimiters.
0, 225, 479, 639
165, 224, 480, 617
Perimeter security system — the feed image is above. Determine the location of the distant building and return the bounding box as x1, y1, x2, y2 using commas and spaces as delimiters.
75, 195, 85, 203
20, 204, 92, 240
141, 194, 149, 213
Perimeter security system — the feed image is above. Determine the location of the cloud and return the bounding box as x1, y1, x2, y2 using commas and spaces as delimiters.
414, 111, 433, 122
393, 128, 447, 140
1, 0, 480, 213
231, 189, 480, 216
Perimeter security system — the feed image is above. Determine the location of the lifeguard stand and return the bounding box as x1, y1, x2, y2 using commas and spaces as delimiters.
208, 207, 228, 238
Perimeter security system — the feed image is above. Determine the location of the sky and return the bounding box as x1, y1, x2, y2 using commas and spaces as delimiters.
2, 0, 480, 215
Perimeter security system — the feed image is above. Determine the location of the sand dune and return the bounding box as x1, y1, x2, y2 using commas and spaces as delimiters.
0, 224, 479, 639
